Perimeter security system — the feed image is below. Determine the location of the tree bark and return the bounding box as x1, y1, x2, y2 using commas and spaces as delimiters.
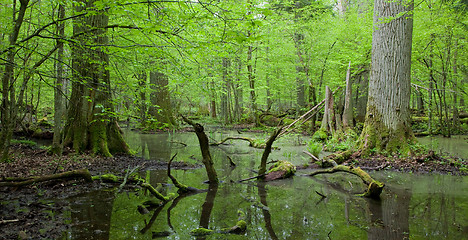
342, 61, 354, 129
51, 4, 66, 155
63, 0, 130, 157
247, 44, 259, 126
358, 0, 415, 155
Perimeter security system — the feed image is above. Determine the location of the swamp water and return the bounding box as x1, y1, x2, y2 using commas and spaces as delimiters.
60, 130, 468, 239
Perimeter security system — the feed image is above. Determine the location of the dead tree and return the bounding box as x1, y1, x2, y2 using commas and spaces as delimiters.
182, 116, 218, 184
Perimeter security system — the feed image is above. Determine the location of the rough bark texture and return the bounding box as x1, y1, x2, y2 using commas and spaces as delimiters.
359, 0, 415, 155
64, 0, 130, 157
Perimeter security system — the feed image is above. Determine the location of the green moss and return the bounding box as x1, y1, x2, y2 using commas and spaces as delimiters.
312, 129, 328, 142
190, 228, 213, 236
236, 220, 247, 230
268, 160, 296, 177
92, 174, 120, 182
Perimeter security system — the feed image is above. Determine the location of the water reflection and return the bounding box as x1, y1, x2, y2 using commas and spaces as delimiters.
59, 130, 467, 239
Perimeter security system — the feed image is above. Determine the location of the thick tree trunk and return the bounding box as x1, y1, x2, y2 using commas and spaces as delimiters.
358, 0, 415, 155
149, 70, 176, 128
355, 70, 369, 123
64, 0, 129, 157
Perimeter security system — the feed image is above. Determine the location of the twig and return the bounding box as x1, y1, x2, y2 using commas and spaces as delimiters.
238, 174, 266, 183
0, 219, 20, 225
303, 150, 320, 162
315, 191, 327, 198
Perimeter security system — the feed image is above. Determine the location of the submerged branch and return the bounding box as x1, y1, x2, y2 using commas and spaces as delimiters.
211, 136, 265, 149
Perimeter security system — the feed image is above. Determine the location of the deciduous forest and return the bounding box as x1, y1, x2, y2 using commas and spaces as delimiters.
1, 0, 467, 239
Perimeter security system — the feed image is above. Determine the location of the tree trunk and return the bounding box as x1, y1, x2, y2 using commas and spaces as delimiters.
0, 0, 29, 161
358, 0, 415, 155
355, 70, 369, 123
136, 71, 148, 125
294, 33, 306, 111
51, 4, 66, 155
63, 0, 129, 157
149, 70, 176, 128
342, 61, 354, 129
247, 44, 259, 126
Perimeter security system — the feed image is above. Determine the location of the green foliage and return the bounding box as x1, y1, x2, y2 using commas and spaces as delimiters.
307, 140, 322, 158
312, 129, 328, 142
324, 131, 357, 152
10, 139, 37, 147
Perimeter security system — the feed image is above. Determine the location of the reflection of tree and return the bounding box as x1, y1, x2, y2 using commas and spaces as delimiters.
367, 186, 410, 240
70, 190, 115, 239
199, 184, 219, 228
139, 133, 171, 161
140, 202, 168, 234
257, 182, 279, 240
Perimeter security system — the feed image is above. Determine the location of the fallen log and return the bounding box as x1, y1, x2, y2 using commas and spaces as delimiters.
309, 165, 384, 198
0, 169, 92, 187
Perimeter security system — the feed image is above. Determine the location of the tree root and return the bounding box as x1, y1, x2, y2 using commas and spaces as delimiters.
309, 165, 384, 198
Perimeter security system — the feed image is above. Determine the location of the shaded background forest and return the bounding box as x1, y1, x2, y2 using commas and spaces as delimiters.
1, 0, 467, 159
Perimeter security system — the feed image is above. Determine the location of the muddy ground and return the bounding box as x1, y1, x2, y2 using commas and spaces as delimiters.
0, 143, 466, 240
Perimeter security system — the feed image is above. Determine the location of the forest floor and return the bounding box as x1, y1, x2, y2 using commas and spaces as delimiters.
0, 142, 467, 239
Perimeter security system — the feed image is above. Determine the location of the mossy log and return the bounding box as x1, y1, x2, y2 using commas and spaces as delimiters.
309, 165, 384, 198
211, 136, 265, 149
265, 160, 296, 181
0, 169, 92, 187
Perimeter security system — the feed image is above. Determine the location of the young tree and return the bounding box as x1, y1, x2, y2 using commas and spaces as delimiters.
63, 0, 129, 156
0, 0, 29, 161
358, 0, 415, 155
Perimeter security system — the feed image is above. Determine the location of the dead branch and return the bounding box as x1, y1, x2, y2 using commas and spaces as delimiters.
211, 136, 265, 149
309, 165, 384, 198
167, 154, 201, 193
181, 115, 218, 184
259, 127, 284, 176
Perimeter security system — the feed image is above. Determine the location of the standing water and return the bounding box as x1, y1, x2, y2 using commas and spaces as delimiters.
60, 129, 468, 239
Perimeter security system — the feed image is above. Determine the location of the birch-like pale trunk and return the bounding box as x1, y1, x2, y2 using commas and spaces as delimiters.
359, 0, 415, 154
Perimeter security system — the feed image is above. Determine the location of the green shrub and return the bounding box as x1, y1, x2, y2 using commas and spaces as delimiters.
307, 140, 322, 158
